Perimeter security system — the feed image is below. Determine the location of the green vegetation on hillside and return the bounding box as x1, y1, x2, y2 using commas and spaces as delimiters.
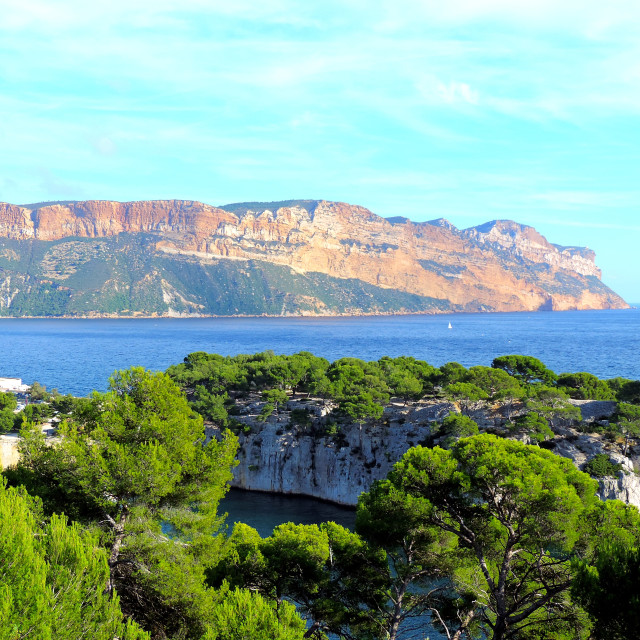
0, 236, 452, 316
2, 353, 640, 639
167, 351, 640, 448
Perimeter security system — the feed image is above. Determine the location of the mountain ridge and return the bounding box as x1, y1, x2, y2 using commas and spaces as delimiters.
0, 198, 627, 317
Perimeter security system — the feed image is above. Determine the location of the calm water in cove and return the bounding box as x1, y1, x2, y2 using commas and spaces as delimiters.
222, 488, 356, 537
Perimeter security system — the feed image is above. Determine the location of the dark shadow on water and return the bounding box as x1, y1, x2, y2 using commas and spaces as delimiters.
221, 487, 356, 537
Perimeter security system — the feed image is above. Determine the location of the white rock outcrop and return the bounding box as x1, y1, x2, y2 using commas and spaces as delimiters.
215, 398, 640, 509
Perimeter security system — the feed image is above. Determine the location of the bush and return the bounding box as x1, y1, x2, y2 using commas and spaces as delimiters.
557, 372, 615, 400
0, 407, 15, 434
321, 421, 341, 438
257, 403, 275, 422
0, 391, 17, 412
439, 413, 479, 447
290, 408, 312, 428
583, 454, 623, 478
512, 412, 554, 444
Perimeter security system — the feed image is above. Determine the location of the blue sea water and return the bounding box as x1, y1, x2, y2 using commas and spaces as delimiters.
0, 308, 638, 396
2, 309, 639, 534
2, 310, 635, 639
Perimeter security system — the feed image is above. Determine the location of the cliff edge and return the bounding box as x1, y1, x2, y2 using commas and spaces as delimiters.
0, 199, 627, 316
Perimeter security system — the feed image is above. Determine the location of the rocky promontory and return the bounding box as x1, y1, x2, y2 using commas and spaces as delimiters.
0, 198, 628, 316
211, 396, 640, 509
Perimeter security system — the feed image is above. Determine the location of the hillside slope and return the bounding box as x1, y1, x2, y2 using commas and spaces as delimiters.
0, 199, 627, 316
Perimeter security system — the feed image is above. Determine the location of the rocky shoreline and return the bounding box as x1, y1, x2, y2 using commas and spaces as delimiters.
209, 396, 640, 509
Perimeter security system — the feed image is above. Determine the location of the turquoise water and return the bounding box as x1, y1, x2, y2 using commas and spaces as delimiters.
0, 309, 638, 396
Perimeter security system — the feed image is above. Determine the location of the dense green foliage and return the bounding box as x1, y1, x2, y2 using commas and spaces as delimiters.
491, 355, 557, 385
3, 351, 640, 639
510, 411, 554, 443
438, 412, 479, 446
583, 454, 623, 478
360, 435, 600, 640
168, 351, 443, 428
0, 391, 17, 411
573, 540, 640, 640
557, 372, 616, 400
6, 367, 306, 640
212, 433, 640, 640
0, 480, 149, 640
167, 350, 640, 448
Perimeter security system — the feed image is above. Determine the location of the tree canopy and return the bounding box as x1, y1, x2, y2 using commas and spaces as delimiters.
7, 367, 307, 640
491, 355, 557, 386
361, 434, 600, 640
0, 479, 149, 640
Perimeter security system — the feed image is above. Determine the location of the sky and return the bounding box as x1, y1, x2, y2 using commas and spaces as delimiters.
1, 0, 639, 301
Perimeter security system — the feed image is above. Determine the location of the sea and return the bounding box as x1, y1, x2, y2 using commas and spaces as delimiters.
1, 309, 638, 397
3, 309, 637, 639
2, 308, 638, 529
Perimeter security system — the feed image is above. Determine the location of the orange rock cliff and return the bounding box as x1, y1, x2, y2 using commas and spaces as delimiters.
0, 199, 628, 314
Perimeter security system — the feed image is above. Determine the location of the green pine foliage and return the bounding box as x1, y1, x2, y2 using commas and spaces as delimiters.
572, 541, 640, 640
4, 351, 640, 639
583, 454, 623, 478
0, 481, 149, 640
210, 433, 640, 640
5, 367, 310, 640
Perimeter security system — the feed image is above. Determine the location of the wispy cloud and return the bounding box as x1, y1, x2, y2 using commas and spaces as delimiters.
529, 191, 640, 209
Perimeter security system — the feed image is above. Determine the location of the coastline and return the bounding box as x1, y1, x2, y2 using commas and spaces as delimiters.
0, 306, 633, 321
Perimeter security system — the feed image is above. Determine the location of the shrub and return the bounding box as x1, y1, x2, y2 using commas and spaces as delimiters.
583, 454, 623, 478
512, 412, 554, 444
439, 413, 479, 447
290, 408, 312, 428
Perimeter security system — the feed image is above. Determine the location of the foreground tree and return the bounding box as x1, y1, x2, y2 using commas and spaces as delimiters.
10, 367, 244, 639
525, 385, 581, 422
572, 501, 640, 640
211, 519, 427, 640
0, 480, 149, 640
510, 411, 554, 444
204, 584, 307, 640
215, 435, 610, 640
369, 435, 599, 640
614, 402, 640, 455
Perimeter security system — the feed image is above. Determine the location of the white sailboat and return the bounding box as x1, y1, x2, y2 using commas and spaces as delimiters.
448, 321, 452, 329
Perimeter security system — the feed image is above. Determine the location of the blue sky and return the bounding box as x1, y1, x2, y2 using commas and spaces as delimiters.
1, 1, 639, 301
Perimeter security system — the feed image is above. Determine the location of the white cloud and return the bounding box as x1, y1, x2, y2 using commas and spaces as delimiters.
436, 81, 479, 105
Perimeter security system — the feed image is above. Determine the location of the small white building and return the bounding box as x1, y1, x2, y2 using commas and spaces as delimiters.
0, 377, 30, 393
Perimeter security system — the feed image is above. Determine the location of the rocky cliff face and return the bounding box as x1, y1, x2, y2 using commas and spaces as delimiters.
218, 398, 640, 509
0, 198, 627, 316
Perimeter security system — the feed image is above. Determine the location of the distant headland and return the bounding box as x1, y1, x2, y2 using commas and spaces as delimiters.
0, 199, 628, 317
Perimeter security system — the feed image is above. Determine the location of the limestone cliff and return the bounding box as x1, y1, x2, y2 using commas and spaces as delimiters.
217, 398, 640, 509
0, 198, 627, 316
